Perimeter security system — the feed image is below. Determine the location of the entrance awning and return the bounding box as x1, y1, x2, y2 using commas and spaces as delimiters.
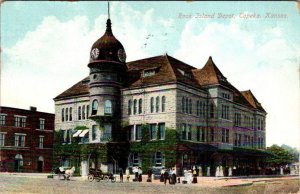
73, 130, 82, 137
79, 129, 89, 137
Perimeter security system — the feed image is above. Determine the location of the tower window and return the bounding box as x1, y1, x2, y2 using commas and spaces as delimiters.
66, 108, 69, 121
156, 96, 159, 112
61, 108, 64, 122
104, 100, 112, 114
133, 99, 137, 115
92, 100, 98, 115
78, 106, 82, 120
69, 107, 72, 121
150, 97, 154, 113
138, 99, 142, 114
162, 96, 166, 112
82, 105, 86, 120
128, 100, 132, 115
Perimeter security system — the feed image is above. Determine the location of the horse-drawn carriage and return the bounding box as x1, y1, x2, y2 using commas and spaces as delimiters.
53, 166, 75, 180
88, 168, 116, 183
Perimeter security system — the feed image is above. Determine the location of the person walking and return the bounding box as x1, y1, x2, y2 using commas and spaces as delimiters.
138, 167, 142, 182
125, 168, 130, 182
119, 168, 124, 183
164, 169, 169, 185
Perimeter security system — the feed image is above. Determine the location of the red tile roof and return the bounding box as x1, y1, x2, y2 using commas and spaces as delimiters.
54, 55, 266, 113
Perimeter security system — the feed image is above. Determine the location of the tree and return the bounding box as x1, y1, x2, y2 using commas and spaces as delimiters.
281, 144, 299, 163
266, 144, 294, 166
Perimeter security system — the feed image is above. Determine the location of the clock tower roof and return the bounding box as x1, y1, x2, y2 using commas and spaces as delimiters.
88, 19, 126, 65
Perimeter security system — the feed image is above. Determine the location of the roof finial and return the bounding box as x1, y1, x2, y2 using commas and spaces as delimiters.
108, 1, 110, 19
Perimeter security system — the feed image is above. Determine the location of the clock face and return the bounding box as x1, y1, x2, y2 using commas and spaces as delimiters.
118, 49, 126, 62
90, 48, 99, 60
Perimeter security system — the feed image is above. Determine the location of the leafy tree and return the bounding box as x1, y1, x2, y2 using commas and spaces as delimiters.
281, 144, 299, 163
266, 144, 294, 166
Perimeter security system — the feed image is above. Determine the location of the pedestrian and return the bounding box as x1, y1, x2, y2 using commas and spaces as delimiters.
133, 167, 138, 181
160, 168, 165, 182
164, 169, 169, 185
138, 167, 142, 182
125, 168, 130, 182
119, 168, 123, 183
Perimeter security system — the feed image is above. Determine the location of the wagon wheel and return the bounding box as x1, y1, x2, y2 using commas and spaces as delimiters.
103, 175, 109, 182
88, 174, 94, 182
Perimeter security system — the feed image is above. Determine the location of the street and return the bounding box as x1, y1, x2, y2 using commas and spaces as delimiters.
0, 174, 299, 194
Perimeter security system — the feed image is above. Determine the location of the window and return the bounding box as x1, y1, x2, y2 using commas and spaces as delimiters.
82, 105, 86, 120
156, 96, 160, 112
78, 106, 82, 120
14, 134, 26, 147
86, 105, 89, 118
64, 129, 72, 143
196, 101, 199, 116
133, 99, 137, 115
136, 125, 142, 141
196, 127, 200, 141
128, 100, 132, 115
0, 133, 5, 146
150, 97, 154, 113
130, 126, 135, 141
158, 123, 165, 140
238, 134, 242, 146
181, 124, 187, 140
222, 93, 230, 100
102, 124, 112, 141
138, 99, 143, 114
129, 153, 140, 167
182, 97, 185, 113
39, 136, 44, 148
251, 137, 254, 148
92, 125, 98, 141
201, 127, 205, 142
62, 108, 64, 122
66, 108, 69, 121
39, 119, 45, 130
185, 98, 189, 113
69, 107, 73, 121
143, 69, 156, 77
92, 100, 98, 115
187, 125, 192, 140
221, 105, 229, 120
210, 128, 214, 142
150, 124, 156, 140
198, 101, 205, 117
104, 100, 112, 114
221, 128, 229, 143
15, 116, 26, 127
189, 99, 192, 114
210, 103, 214, 118
0, 114, 6, 126
162, 96, 166, 112
234, 113, 241, 126
154, 152, 164, 167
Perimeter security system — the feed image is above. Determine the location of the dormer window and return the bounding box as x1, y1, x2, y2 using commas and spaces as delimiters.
143, 69, 156, 77
178, 68, 192, 78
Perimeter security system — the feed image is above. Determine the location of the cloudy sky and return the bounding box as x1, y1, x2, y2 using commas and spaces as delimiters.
1, 1, 299, 148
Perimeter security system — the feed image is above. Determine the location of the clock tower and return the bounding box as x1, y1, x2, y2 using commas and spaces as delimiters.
87, 17, 127, 142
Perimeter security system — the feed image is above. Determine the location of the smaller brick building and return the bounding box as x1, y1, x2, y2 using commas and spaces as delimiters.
0, 106, 54, 173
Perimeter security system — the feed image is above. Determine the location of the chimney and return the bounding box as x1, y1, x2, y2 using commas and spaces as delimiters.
30, 106, 37, 111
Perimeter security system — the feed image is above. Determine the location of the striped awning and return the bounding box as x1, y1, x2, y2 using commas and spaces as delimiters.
73, 130, 82, 137
79, 129, 89, 137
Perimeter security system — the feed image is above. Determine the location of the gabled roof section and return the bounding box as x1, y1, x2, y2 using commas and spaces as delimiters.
241, 90, 266, 113
193, 56, 228, 86
54, 77, 90, 100
125, 54, 202, 89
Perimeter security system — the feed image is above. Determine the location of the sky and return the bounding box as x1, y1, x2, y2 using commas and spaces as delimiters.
1, 1, 299, 149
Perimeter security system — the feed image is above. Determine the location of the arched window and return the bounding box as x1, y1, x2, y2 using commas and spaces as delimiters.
61, 108, 64, 122
92, 100, 98, 115
189, 99, 192, 114
78, 106, 81, 120
185, 98, 189, 113
161, 96, 166, 112
138, 99, 142, 114
150, 97, 154, 113
156, 96, 159, 112
133, 99, 137, 115
66, 108, 68, 121
69, 107, 72, 121
128, 100, 132, 115
104, 100, 112, 114
82, 105, 86, 120
182, 97, 185, 113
